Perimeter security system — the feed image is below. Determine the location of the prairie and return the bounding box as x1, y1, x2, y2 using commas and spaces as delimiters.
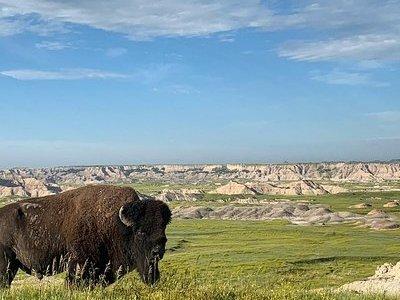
2, 214, 400, 299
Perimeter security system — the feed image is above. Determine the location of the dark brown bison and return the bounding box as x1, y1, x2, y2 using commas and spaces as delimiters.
0, 185, 171, 287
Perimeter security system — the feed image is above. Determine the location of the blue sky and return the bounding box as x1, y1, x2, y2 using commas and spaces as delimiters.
0, 0, 399, 168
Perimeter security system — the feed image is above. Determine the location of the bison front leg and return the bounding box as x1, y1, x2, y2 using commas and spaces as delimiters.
0, 247, 19, 288
65, 254, 108, 288
65, 241, 115, 288
66, 259, 115, 288
66, 257, 93, 287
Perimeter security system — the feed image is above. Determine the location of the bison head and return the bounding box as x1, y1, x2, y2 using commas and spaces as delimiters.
119, 199, 171, 285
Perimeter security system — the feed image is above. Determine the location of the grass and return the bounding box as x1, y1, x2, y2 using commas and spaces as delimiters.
2, 219, 400, 299
2, 185, 400, 299
165, 220, 400, 286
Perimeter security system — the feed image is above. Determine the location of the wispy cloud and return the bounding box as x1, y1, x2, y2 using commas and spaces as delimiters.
1, 0, 400, 63
0, 68, 128, 80
218, 33, 235, 43
0, 18, 24, 36
363, 136, 400, 142
275, 0, 400, 62
0, 63, 179, 84
0, 12, 68, 37
279, 35, 400, 62
35, 41, 74, 50
0, 0, 271, 40
366, 111, 400, 123
311, 70, 389, 87
153, 84, 200, 95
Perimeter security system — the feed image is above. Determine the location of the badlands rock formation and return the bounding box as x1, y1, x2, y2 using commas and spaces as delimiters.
349, 203, 372, 209
0, 178, 61, 198
0, 162, 399, 198
211, 181, 259, 195
1, 162, 400, 184
210, 180, 347, 196
383, 201, 400, 208
340, 262, 400, 296
154, 189, 204, 202
172, 202, 399, 230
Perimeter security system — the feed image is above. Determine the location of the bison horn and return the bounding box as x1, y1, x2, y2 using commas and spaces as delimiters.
119, 206, 134, 227
119, 201, 146, 227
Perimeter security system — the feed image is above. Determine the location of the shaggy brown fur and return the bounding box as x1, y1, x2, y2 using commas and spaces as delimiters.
0, 185, 171, 287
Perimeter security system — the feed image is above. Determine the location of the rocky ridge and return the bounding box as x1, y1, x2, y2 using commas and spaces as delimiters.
172, 202, 399, 230
210, 180, 347, 196
0, 162, 399, 198
154, 189, 204, 202
0, 177, 62, 198
340, 262, 400, 296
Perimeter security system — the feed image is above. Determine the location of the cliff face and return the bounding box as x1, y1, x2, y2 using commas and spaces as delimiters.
223, 163, 400, 182
0, 162, 399, 198
0, 177, 61, 198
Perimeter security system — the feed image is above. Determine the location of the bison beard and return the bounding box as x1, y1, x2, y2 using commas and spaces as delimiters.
134, 241, 161, 285
0, 185, 171, 288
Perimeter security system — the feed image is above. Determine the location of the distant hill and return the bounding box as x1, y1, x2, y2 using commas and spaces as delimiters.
0, 162, 400, 198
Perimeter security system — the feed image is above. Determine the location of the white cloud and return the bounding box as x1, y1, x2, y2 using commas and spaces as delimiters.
0, 68, 128, 80
270, 1, 400, 31
274, 0, 400, 62
0, 0, 271, 40
0, 18, 23, 36
0, 5, 68, 37
366, 111, 400, 123
0, 64, 175, 83
219, 37, 235, 43
218, 33, 235, 43
0, 0, 399, 63
311, 70, 389, 87
279, 34, 400, 62
35, 41, 73, 50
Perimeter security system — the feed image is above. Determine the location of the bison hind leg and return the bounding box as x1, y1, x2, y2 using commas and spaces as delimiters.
0, 247, 19, 288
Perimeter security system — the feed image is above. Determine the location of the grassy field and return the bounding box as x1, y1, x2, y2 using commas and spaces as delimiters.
2, 219, 400, 299
1, 185, 400, 299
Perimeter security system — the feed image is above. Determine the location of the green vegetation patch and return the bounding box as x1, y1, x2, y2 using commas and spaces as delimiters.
3, 219, 400, 299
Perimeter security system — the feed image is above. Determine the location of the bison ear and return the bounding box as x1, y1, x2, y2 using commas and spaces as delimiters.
119, 201, 146, 227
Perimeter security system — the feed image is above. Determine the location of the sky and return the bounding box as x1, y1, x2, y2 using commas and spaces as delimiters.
0, 0, 399, 168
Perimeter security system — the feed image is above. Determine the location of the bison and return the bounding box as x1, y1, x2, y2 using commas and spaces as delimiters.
0, 185, 171, 287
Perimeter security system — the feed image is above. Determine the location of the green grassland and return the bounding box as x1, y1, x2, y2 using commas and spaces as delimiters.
2, 218, 400, 299
1, 185, 400, 299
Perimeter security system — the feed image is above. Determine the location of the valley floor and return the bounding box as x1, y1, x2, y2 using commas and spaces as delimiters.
3, 218, 400, 299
